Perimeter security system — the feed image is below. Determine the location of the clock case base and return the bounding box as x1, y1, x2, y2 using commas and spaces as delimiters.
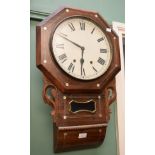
43, 76, 116, 153
53, 123, 106, 153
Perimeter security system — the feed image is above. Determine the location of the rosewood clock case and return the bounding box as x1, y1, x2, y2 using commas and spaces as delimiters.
36, 7, 121, 152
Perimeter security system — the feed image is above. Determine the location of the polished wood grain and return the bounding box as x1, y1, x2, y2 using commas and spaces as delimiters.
36, 7, 121, 152
53, 123, 106, 152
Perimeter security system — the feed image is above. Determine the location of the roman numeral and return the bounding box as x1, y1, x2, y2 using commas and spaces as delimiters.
68, 23, 75, 31
100, 49, 107, 53
72, 66, 75, 73
92, 66, 97, 72
56, 44, 64, 49
68, 63, 74, 71
91, 27, 95, 34
62, 59, 67, 63
97, 57, 105, 65
97, 37, 104, 42
80, 22, 85, 30
58, 53, 67, 60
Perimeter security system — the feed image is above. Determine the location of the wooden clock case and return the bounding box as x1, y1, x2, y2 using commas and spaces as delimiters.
36, 7, 121, 153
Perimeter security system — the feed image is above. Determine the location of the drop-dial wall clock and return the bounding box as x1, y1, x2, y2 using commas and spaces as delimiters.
36, 7, 121, 152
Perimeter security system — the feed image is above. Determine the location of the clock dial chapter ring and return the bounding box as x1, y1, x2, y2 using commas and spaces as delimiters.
51, 16, 113, 81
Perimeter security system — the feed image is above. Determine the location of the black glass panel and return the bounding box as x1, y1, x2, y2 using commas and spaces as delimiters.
70, 100, 96, 113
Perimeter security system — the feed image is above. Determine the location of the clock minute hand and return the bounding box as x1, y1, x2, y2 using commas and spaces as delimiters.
58, 34, 85, 50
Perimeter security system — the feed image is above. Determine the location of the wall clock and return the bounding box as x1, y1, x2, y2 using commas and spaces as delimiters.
36, 7, 121, 153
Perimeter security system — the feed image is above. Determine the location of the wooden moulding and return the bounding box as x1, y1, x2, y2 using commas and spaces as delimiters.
53, 123, 107, 153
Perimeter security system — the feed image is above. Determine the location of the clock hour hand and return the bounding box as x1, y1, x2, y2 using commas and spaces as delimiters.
58, 34, 85, 51
80, 49, 85, 76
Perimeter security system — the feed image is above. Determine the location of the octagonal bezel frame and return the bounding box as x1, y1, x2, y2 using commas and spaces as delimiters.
36, 7, 121, 93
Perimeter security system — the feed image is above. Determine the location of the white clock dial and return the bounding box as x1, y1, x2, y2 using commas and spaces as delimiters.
52, 17, 112, 80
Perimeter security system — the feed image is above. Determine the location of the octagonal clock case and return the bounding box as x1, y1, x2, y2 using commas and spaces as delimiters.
36, 7, 121, 153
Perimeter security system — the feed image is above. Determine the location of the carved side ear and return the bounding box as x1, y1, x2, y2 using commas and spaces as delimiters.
104, 78, 116, 121
106, 78, 117, 105
42, 76, 57, 115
